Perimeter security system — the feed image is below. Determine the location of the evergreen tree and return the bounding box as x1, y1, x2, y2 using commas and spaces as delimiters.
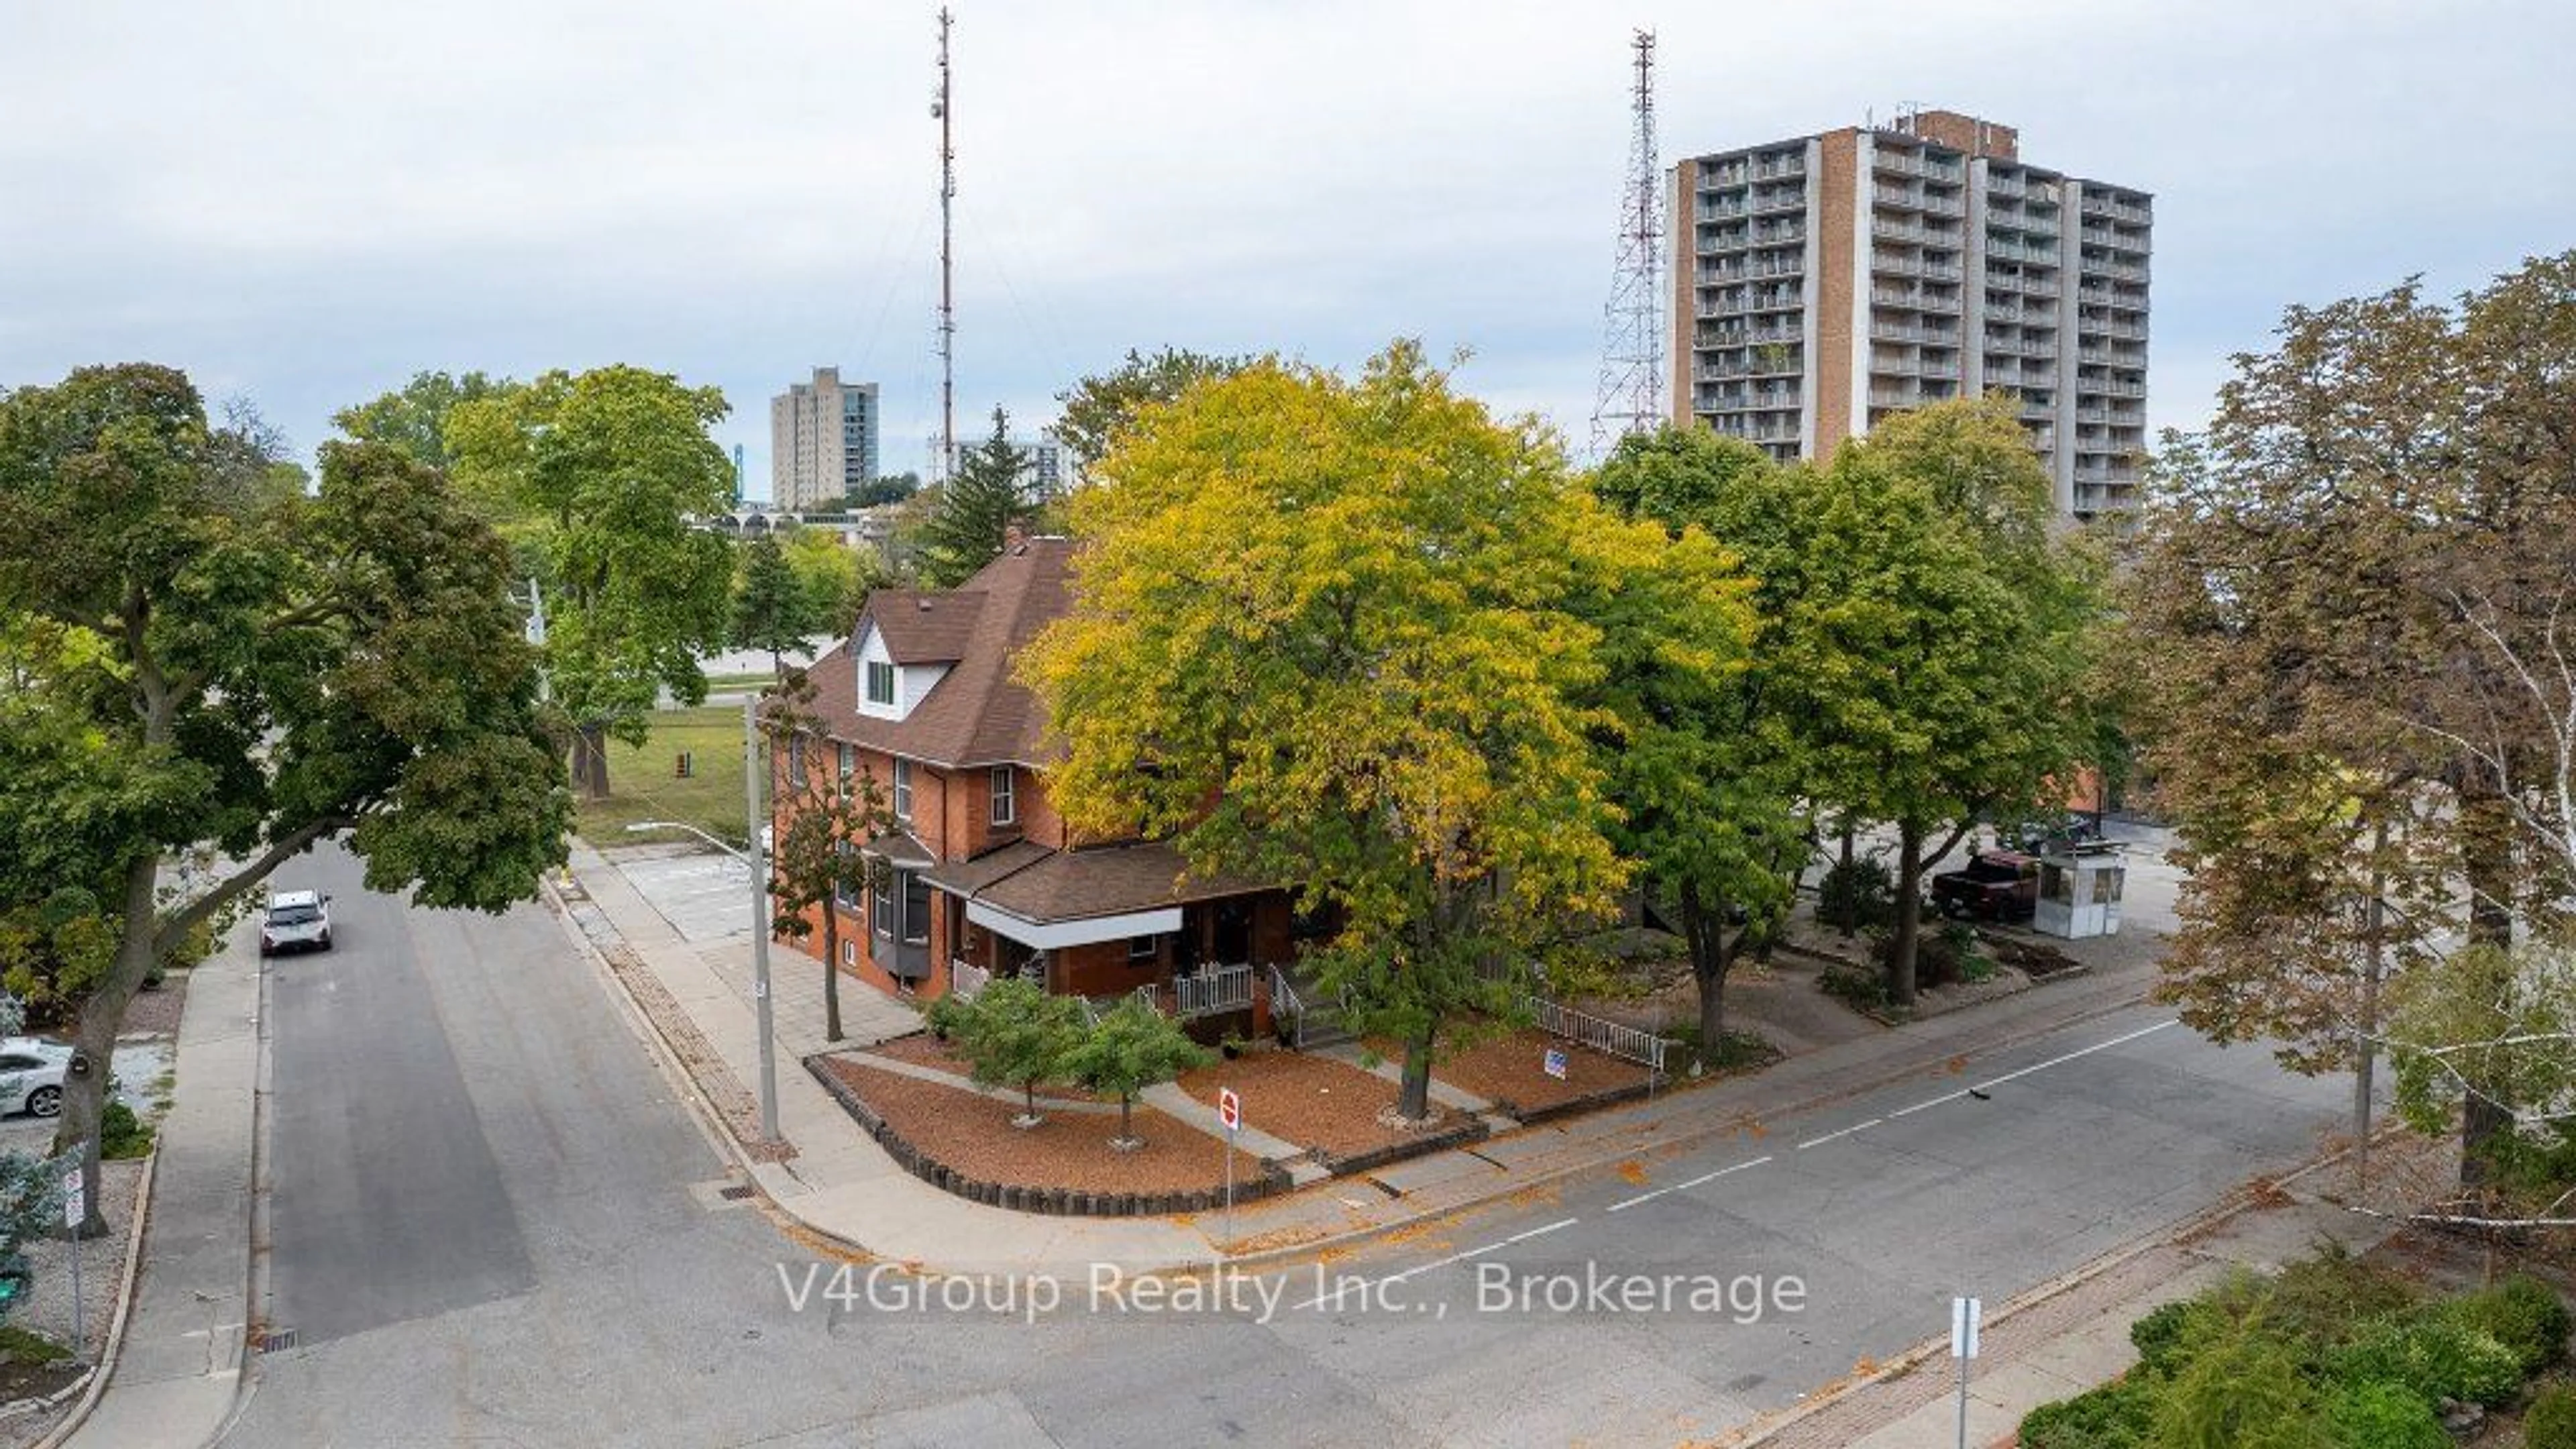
730, 534, 818, 674
915, 407, 1031, 587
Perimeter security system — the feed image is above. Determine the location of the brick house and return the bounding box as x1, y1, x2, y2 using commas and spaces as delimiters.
774, 536, 1299, 1030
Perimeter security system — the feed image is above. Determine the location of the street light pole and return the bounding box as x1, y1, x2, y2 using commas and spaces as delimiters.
745, 698, 780, 1143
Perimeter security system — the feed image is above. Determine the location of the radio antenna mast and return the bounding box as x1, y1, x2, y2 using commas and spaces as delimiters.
1587, 28, 1665, 461
933, 6, 957, 477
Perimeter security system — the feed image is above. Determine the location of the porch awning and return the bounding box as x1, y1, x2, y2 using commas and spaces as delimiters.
965, 900, 1183, 951
858, 830, 935, 870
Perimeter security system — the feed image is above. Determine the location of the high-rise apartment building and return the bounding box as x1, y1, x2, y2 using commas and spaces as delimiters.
1669, 111, 2152, 521
929, 429, 1068, 507
770, 368, 881, 511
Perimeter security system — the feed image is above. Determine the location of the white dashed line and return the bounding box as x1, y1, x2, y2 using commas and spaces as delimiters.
1889, 1090, 1969, 1118
1970, 1019, 2176, 1093
1795, 1118, 1882, 1151
1606, 1154, 1774, 1212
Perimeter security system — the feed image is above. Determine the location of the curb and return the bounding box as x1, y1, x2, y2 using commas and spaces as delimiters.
1705, 1130, 2398, 1448
30, 1145, 160, 1449
549, 849, 2159, 1279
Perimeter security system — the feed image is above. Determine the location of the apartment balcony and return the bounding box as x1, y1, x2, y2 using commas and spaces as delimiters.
1871, 318, 1962, 345
1698, 355, 1805, 381
2081, 193, 2153, 225
1985, 170, 2028, 200
1872, 217, 1962, 248
1751, 187, 1807, 215
1872, 286, 1960, 312
2083, 379, 2148, 399
1874, 149, 1965, 184
1751, 156, 1806, 180
1873, 184, 1925, 211
2088, 260, 2151, 283
1698, 164, 1748, 189
1868, 386, 1924, 408
1699, 199, 1749, 221
1750, 221, 1806, 245
1921, 189, 1966, 217
1703, 321, 1802, 347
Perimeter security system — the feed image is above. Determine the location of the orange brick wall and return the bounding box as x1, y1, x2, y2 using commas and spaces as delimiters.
1815, 128, 1860, 459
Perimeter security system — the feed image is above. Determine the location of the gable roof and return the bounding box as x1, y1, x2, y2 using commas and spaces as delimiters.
806, 537, 1073, 769
863, 590, 986, 663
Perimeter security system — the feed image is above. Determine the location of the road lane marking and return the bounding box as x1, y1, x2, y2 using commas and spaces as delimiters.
1796, 1118, 1882, 1151
1289, 1216, 1583, 1311
1606, 1154, 1774, 1212
1970, 1018, 2177, 1093
1889, 1090, 1969, 1118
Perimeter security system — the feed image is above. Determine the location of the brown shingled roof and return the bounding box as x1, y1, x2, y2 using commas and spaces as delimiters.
865, 590, 985, 663
969, 842, 1275, 924
804, 537, 1073, 769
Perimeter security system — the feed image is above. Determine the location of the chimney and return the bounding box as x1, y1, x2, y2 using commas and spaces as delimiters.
1003, 521, 1029, 555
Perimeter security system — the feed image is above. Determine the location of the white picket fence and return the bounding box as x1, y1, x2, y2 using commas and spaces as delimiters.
949, 957, 991, 1000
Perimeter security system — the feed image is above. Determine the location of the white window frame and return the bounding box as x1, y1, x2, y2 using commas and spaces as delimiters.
1127, 934, 1158, 963
788, 732, 808, 787
837, 743, 855, 797
989, 766, 1014, 826
865, 659, 897, 706
892, 758, 913, 822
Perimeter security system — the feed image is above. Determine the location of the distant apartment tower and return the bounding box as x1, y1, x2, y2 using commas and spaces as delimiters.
770, 368, 880, 511
928, 428, 1068, 507
1669, 110, 2152, 521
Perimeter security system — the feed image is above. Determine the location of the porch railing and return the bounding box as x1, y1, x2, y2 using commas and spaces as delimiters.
1527, 995, 1669, 1077
1169, 963, 1255, 1020
949, 957, 991, 1001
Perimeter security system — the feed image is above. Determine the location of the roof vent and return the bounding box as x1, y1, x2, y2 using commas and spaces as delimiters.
917, 598, 934, 611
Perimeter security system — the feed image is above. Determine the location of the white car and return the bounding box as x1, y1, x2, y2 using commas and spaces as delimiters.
0, 1039, 70, 1118
260, 889, 333, 956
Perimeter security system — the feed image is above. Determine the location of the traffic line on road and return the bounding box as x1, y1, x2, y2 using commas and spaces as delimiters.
1289, 1216, 1584, 1311
1969, 1018, 2176, 1093
1888, 1090, 1969, 1118
1605, 1154, 1774, 1212
1796, 1118, 1882, 1151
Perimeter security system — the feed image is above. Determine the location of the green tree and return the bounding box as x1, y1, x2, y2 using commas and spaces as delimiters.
1795, 398, 2108, 1005
847, 472, 920, 509
1053, 345, 1258, 482
914, 407, 1031, 588
333, 370, 518, 473
762, 672, 894, 1042
0, 364, 569, 1226
1022, 343, 1632, 1119
731, 535, 821, 675
1061, 996, 1214, 1149
1589, 425, 1814, 1054
929, 977, 1089, 1126
447, 366, 737, 799
781, 527, 885, 636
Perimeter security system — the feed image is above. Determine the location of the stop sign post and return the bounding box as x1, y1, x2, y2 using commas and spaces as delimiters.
1217, 1087, 1242, 1245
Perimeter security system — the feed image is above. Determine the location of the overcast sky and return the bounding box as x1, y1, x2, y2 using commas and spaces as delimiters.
4, 1, 2569, 500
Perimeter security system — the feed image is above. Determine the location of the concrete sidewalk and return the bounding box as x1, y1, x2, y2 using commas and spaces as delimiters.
559, 839, 2169, 1279
1734, 1161, 2401, 1449
65, 942, 258, 1448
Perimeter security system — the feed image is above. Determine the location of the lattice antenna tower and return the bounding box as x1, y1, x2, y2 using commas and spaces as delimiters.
932, 6, 957, 478
1587, 28, 1665, 461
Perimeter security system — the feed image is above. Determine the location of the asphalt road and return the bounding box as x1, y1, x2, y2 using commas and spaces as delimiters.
227, 845, 2350, 1448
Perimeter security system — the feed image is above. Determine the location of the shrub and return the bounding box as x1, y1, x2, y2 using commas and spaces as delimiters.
2526, 1384, 2576, 1449
99, 1101, 153, 1160
2319, 1380, 2445, 1449
2019, 1375, 2159, 1449
0, 1326, 68, 1366
2262, 1241, 2416, 1351
1817, 857, 1894, 933
1818, 963, 1890, 1014
2147, 1326, 2324, 1448
2445, 1274, 2569, 1374
2325, 1315, 2522, 1409
2131, 1299, 2226, 1379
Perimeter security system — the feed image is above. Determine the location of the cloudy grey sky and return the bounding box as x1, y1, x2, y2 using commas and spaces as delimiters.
3, 1, 2568, 499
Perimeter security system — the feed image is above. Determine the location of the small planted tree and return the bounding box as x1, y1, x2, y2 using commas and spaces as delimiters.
763, 672, 893, 1043
938, 978, 1088, 1128
1063, 997, 1213, 1151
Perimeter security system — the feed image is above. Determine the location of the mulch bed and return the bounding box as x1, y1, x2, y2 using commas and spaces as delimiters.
1177, 1049, 1433, 1161
117, 968, 189, 1038
1429, 1028, 1652, 1116
814, 1054, 1233, 1195
1982, 933, 2082, 979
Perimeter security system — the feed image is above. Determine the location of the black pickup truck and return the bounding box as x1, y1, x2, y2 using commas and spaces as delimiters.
1931, 849, 2039, 922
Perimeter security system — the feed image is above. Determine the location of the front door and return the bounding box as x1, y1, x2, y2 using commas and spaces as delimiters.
1212, 899, 1253, 965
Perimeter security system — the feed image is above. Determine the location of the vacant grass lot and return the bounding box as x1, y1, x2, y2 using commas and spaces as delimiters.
572, 705, 755, 848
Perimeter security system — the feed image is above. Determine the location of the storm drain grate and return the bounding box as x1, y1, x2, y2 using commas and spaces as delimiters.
257, 1328, 299, 1354
717, 1183, 757, 1201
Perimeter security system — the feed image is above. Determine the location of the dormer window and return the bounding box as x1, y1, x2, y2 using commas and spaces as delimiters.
865, 661, 897, 706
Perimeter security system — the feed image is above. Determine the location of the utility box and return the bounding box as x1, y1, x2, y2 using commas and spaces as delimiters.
675, 751, 695, 779
2035, 843, 2125, 938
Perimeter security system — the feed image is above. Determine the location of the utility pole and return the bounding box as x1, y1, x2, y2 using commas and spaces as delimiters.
932, 5, 957, 480
745, 698, 780, 1143
1587, 29, 1665, 461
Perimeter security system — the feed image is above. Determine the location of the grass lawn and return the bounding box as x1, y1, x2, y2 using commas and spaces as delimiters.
572, 705, 757, 849
702, 670, 779, 692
